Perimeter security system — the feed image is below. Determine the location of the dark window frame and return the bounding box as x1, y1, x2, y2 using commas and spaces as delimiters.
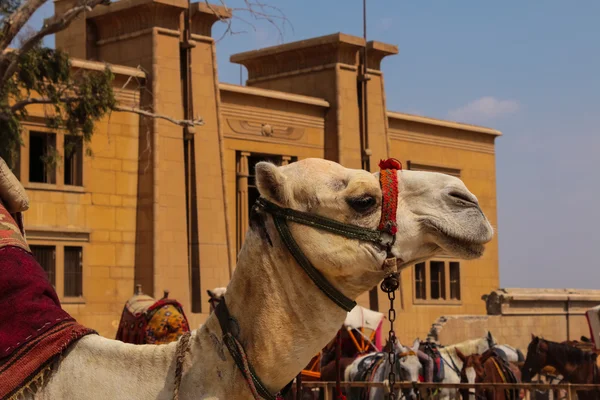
64, 246, 83, 297
29, 131, 57, 184
413, 259, 462, 305
64, 135, 83, 187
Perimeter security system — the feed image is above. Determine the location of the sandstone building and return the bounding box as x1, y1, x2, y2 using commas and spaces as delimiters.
15, 0, 501, 341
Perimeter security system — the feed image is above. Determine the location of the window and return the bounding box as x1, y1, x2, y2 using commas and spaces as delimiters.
415, 262, 426, 300
413, 259, 461, 303
29, 132, 56, 184
64, 135, 83, 186
450, 261, 461, 300
64, 246, 83, 297
29, 243, 84, 299
23, 130, 85, 189
31, 245, 56, 287
430, 261, 446, 300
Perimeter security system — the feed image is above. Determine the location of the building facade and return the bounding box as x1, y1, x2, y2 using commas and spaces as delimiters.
16, 0, 501, 340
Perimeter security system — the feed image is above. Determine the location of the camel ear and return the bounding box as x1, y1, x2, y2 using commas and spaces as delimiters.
412, 338, 420, 352
531, 333, 536, 341
207, 289, 214, 297
255, 162, 290, 205
456, 348, 466, 363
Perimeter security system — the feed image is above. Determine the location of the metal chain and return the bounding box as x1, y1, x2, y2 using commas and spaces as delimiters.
381, 272, 400, 400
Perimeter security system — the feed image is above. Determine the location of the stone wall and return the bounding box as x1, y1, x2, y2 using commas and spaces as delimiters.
428, 288, 600, 352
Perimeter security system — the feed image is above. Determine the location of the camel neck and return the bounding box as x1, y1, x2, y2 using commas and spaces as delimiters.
223, 227, 348, 394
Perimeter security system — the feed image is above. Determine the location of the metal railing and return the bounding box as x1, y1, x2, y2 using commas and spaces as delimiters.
293, 381, 600, 400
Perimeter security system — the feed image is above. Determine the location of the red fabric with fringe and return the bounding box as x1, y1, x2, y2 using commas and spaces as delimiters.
378, 158, 402, 236
0, 207, 95, 399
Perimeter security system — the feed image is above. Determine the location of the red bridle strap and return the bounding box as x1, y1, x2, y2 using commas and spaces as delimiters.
378, 158, 402, 238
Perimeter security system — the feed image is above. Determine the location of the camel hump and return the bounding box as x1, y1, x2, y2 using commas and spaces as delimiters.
125, 293, 157, 315
0, 157, 29, 214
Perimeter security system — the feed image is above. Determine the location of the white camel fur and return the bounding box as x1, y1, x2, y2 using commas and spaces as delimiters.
5, 158, 494, 399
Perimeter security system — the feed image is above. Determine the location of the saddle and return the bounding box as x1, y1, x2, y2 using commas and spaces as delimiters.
420, 341, 445, 382
483, 349, 519, 400
115, 293, 190, 345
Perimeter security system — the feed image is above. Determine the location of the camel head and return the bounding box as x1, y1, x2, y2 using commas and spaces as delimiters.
254, 158, 493, 297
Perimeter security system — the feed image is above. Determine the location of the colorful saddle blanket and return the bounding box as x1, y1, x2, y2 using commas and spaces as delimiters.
115, 294, 190, 345
0, 206, 95, 400
420, 341, 445, 382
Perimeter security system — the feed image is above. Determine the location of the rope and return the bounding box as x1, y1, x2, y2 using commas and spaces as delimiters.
227, 334, 263, 400
172, 331, 192, 400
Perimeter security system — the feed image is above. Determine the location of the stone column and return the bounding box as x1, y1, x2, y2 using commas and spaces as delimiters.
188, 3, 234, 321
230, 33, 398, 171
83, 0, 191, 310
236, 152, 250, 253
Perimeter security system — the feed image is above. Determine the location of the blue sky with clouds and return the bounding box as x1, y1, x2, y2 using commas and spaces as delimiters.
28, 1, 600, 288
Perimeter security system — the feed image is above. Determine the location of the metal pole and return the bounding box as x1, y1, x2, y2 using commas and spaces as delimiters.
566, 296, 571, 341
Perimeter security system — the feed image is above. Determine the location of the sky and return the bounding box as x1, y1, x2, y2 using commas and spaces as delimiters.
27, 1, 600, 289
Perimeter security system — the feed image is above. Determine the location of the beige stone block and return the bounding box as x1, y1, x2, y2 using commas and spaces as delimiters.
122, 232, 136, 243
90, 266, 110, 278
116, 207, 136, 231
116, 172, 137, 196
122, 196, 136, 208
109, 231, 123, 242
91, 230, 110, 242
91, 157, 121, 171
88, 169, 115, 194
121, 267, 135, 279
92, 193, 111, 206
88, 243, 116, 267
116, 244, 135, 267
87, 206, 115, 230
86, 278, 116, 299
122, 160, 138, 173
110, 267, 122, 279
115, 136, 139, 160
110, 195, 122, 207
90, 134, 116, 159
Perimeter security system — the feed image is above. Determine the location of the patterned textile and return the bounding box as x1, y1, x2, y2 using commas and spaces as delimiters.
0, 201, 29, 252
115, 294, 156, 345
145, 303, 190, 344
115, 296, 190, 345
0, 243, 96, 400
377, 158, 402, 236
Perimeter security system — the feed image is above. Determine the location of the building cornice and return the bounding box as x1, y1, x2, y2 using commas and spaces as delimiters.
388, 111, 502, 137
219, 83, 329, 108
70, 59, 146, 79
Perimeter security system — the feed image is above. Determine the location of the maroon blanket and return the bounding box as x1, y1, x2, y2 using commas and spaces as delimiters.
0, 208, 95, 399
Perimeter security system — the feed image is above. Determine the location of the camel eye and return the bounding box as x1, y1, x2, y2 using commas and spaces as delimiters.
346, 196, 376, 213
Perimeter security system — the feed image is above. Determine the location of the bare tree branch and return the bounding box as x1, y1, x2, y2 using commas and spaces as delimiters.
0, 0, 109, 85
3, 97, 204, 129
0, 0, 46, 53
205, 0, 292, 44
112, 104, 204, 127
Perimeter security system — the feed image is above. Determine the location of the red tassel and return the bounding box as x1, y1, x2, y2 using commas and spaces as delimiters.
378, 158, 402, 171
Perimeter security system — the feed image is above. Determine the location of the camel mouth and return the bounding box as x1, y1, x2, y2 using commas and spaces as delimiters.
424, 220, 488, 260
